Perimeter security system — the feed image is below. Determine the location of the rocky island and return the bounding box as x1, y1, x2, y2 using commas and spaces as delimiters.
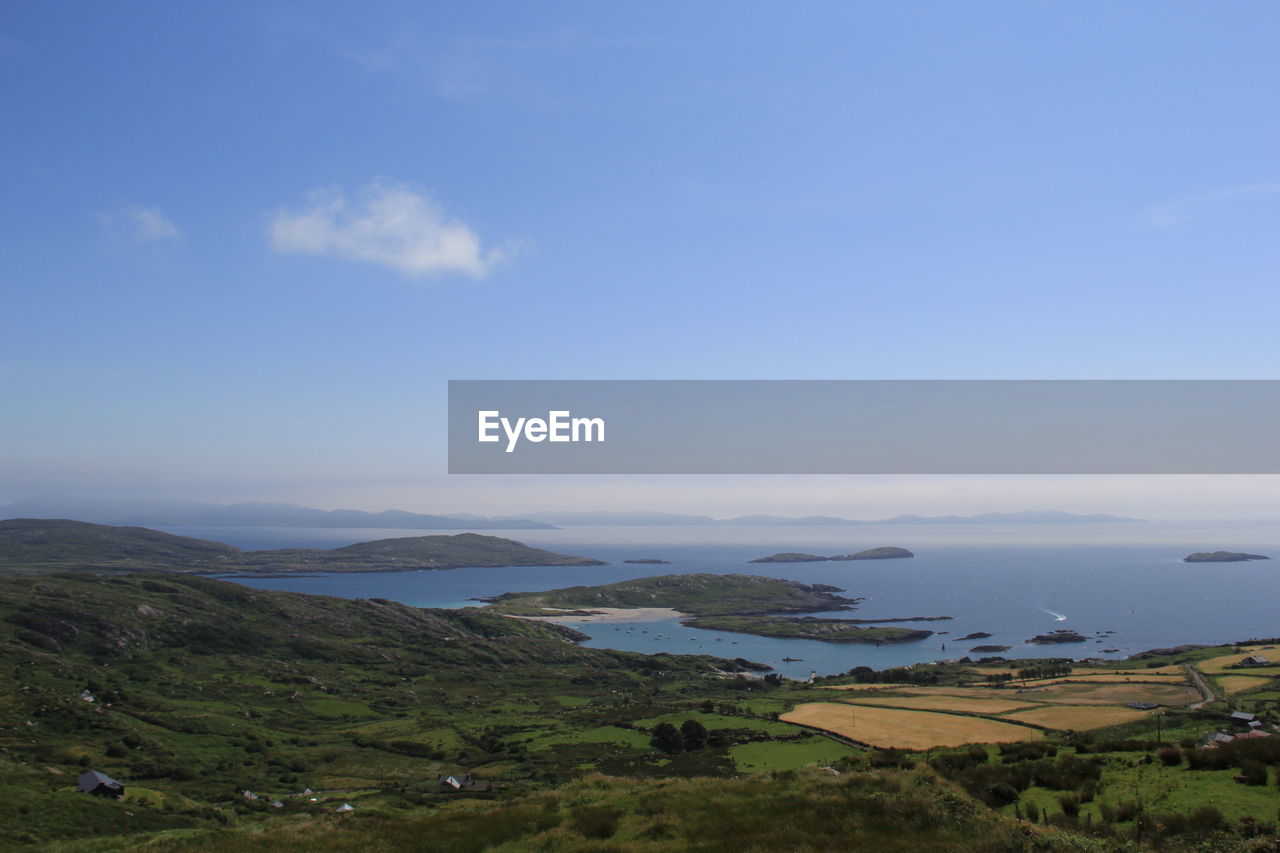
749, 547, 914, 563
1183, 551, 1270, 563
683, 614, 934, 644
1026, 629, 1089, 644
831, 547, 915, 560
622, 558, 672, 564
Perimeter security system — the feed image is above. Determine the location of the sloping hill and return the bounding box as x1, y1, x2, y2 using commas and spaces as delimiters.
0, 521, 605, 574
236, 532, 607, 573
0, 518, 242, 572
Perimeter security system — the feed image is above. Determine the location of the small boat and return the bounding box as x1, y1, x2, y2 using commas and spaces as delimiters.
782, 657, 805, 662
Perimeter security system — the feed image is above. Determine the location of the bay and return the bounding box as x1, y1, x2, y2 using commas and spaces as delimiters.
166, 522, 1280, 680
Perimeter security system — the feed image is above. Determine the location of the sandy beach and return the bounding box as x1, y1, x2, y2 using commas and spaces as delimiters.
518, 607, 688, 624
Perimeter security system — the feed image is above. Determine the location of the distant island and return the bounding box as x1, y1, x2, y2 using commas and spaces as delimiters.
1183, 551, 1270, 563
484, 573, 946, 644
750, 547, 913, 563
0, 519, 604, 575
623, 558, 671, 564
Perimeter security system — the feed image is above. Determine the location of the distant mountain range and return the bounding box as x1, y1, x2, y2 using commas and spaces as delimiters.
0, 498, 554, 530
0, 498, 1146, 529
488, 510, 1147, 526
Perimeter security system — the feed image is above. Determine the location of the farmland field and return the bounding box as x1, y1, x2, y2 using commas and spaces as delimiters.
1012, 682, 1199, 706
839, 695, 1039, 715
781, 702, 1042, 749
1003, 705, 1153, 730
729, 735, 856, 771
1215, 675, 1275, 696
1196, 647, 1280, 674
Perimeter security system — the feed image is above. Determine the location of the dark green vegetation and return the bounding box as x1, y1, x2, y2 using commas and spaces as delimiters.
681, 615, 934, 644
0, 519, 604, 574
483, 573, 858, 617
80, 769, 1116, 852
749, 546, 913, 563
1184, 551, 1270, 563
0, 572, 835, 849
0, 518, 241, 572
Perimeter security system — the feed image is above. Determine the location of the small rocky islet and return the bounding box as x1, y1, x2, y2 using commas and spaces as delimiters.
1183, 551, 1270, 563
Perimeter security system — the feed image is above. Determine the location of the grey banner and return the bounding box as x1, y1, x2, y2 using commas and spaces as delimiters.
448, 380, 1280, 474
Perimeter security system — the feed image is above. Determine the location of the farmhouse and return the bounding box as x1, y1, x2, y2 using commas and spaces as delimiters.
438, 773, 489, 791
76, 770, 125, 799
1239, 655, 1271, 667
1230, 711, 1257, 725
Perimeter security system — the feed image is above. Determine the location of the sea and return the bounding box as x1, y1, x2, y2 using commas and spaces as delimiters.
160, 522, 1280, 680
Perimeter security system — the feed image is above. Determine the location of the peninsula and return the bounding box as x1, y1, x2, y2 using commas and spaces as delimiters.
484, 573, 940, 644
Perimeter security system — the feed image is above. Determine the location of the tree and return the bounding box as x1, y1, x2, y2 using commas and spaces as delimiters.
651, 722, 685, 753
680, 719, 709, 750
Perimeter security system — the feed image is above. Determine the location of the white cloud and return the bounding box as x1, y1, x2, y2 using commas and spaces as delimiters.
268, 181, 503, 278
1144, 183, 1280, 229
101, 204, 183, 243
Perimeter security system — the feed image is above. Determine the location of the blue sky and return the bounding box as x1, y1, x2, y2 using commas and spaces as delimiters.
3, 2, 1279, 517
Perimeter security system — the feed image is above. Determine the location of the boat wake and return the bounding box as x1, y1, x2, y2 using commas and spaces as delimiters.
1039, 607, 1068, 622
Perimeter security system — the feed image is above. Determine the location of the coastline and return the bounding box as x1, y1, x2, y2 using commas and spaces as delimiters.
514, 606, 689, 624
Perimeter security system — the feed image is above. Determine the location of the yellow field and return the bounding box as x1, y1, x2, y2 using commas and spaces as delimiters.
819, 683, 915, 692
1216, 675, 1275, 696
1013, 682, 1199, 706
782, 702, 1042, 749
839, 695, 1038, 715
1198, 647, 1280, 675
968, 665, 1184, 679
1004, 705, 1153, 730
897, 686, 1029, 700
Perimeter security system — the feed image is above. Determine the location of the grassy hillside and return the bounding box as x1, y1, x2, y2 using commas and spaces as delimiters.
69, 769, 1110, 853
0, 518, 242, 572
0, 573, 814, 848
484, 573, 858, 616
0, 520, 605, 574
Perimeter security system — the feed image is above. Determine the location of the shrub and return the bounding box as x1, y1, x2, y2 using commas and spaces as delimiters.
569, 805, 622, 840
1156, 746, 1182, 767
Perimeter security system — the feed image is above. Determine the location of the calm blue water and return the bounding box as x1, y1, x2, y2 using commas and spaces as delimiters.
168, 523, 1280, 679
